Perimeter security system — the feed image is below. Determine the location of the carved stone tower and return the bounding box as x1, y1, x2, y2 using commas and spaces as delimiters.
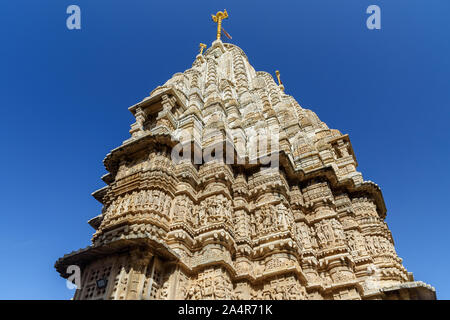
55, 37, 436, 300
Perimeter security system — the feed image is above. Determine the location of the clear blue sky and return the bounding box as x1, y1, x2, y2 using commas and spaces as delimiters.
0, 0, 449, 299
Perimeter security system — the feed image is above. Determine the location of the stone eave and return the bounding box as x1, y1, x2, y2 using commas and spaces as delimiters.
87, 214, 103, 230
128, 87, 187, 116
54, 237, 180, 279
101, 173, 113, 185
361, 281, 437, 300
91, 186, 108, 203
276, 149, 387, 217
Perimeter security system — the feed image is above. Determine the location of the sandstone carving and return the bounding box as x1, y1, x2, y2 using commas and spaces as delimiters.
55, 19, 436, 300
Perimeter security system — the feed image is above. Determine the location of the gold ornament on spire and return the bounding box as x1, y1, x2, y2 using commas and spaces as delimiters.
199, 43, 207, 55
276, 70, 285, 92
211, 9, 229, 41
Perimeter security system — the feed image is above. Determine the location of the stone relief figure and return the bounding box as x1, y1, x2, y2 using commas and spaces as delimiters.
214, 278, 226, 299
207, 201, 218, 223
179, 282, 188, 300
258, 204, 287, 235
249, 213, 256, 237
173, 196, 188, 222
251, 289, 264, 300
196, 195, 232, 227
186, 283, 202, 300
198, 206, 207, 226
255, 211, 264, 234
316, 222, 328, 246
275, 203, 288, 230
184, 207, 195, 227
263, 208, 272, 230
301, 224, 313, 249
186, 284, 196, 300
135, 190, 144, 208
365, 236, 375, 254
123, 189, 170, 216
333, 270, 353, 283
373, 236, 381, 253
148, 190, 156, 210
225, 204, 233, 222
203, 278, 213, 297
121, 196, 131, 214
291, 223, 301, 248
286, 284, 297, 299
152, 190, 161, 211
294, 223, 312, 249
192, 207, 199, 226
115, 196, 123, 214
286, 282, 305, 300
274, 286, 285, 300
235, 211, 248, 238
331, 219, 345, 242
347, 232, 357, 253
309, 227, 318, 248
163, 195, 172, 216
144, 190, 152, 208
194, 283, 203, 300
128, 191, 137, 211
323, 220, 334, 243
160, 281, 170, 299
286, 209, 294, 229
355, 233, 367, 255
381, 237, 395, 254
315, 219, 347, 248
106, 201, 116, 217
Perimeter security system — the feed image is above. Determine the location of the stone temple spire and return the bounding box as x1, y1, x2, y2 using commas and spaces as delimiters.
55, 12, 436, 300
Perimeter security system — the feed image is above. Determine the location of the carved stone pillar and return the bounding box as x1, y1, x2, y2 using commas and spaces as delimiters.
304, 180, 359, 299
126, 248, 152, 300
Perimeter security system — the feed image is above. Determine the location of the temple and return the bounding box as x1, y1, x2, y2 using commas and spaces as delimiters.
55, 12, 436, 300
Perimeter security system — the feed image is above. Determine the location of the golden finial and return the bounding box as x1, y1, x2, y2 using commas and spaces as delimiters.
211, 9, 229, 41
199, 43, 207, 55
275, 70, 285, 92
